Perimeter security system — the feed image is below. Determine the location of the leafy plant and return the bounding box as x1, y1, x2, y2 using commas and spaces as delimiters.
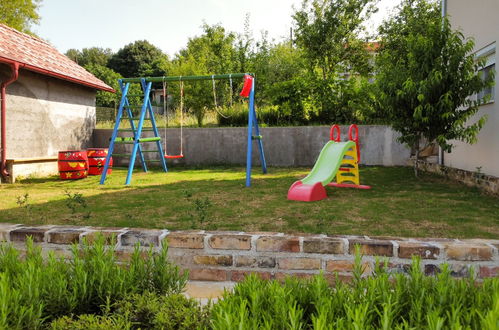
64, 189, 91, 219
15, 193, 32, 218
190, 197, 212, 228
376, 0, 494, 176
210, 255, 499, 329
0, 236, 187, 328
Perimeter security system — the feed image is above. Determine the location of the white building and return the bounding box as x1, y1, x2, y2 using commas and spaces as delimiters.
444, 0, 498, 177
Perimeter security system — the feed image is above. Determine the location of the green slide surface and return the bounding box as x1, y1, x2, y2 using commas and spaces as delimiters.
301, 141, 355, 186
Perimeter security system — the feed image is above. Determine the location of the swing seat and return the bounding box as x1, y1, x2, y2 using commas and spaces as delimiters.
164, 154, 184, 159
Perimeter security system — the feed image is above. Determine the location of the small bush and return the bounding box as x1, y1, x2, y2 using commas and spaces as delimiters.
0, 236, 187, 328
50, 292, 209, 330
210, 258, 499, 329
49, 314, 131, 330
116, 292, 210, 329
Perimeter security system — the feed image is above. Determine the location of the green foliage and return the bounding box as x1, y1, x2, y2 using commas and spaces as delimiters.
291, 0, 378, 123
293, 0, 377, 79
108, 40, 170, 78
211, 258, 499, 329
50, 314, 131, 330
0, 236, 186, 328
171, 24, 238, 127
65, 47, 113, 67
51, 292, 210, 330
376, 0, 494, 172
0, 0, 42, 34
116, 292, 210, 329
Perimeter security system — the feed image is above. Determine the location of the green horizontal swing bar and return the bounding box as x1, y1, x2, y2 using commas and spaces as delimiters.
114, 137, 161, 144
139, 137, 161, 143
121, 73, 253, 83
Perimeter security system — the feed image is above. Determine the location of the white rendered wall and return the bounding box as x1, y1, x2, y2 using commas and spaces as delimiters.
446, 0, 499, 177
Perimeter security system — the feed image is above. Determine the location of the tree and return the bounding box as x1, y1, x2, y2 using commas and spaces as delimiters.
376, 0, 493, 176
0, 0, 42, 34
292, 0, 378, 123
65, 47, 113, 67
108, 40, 169, 78
84, 64, 122, 108
172, 24, 238, 127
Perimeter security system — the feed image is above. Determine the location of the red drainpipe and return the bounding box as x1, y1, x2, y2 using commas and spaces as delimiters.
1, 62, 20, 179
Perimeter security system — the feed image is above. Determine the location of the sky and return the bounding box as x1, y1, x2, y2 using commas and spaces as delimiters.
35, 0, 401, 57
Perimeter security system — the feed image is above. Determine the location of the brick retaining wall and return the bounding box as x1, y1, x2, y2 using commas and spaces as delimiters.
419, 161, 499, 195
1, 223, 498, 281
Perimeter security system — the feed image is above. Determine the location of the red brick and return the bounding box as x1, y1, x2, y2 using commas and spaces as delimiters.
326, 260, 372, 274
398, 242, 440, 259
188, 268, 228, 281
323, 273, 354, 285
349, 239, 393, 256
208, 235, 251, 250
256, 236, 300, 252
165, 233, 204, 249
115, 249, 151, 262
193, 255, 233, 266
479, 266, 499, 278
278, 257, 321, 270
445, 244, 493, 261
81, 231, 121, 245
231, 271, 273, 282
275, 272, 316, 282
303, 238, 344, 254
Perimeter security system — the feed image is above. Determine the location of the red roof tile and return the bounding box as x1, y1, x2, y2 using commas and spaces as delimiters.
0, 24, 114, 92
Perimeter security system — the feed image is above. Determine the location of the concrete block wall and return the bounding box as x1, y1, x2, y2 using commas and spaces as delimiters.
0, 65, 96, 174
93, 125, 411, 167
1, 223, 497, 282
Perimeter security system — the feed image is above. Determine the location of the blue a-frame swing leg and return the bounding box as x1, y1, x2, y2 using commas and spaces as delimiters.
142, 80, 168, 173
245, 79, 267, 187
100, 81, 129, 184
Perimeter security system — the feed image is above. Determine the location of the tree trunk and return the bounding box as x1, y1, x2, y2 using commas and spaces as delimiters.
414, 138, 420, 177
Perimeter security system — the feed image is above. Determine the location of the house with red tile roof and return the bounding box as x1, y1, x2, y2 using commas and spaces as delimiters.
0, 23, 114, 183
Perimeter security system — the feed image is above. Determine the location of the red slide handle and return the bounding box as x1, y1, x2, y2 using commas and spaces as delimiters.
348, 124, 360, 162
330, 124, 341, 142
240, 74, 254, 97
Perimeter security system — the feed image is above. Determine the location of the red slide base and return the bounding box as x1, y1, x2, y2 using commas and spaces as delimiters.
287, 181, 328, 202
328, 183, 371, 189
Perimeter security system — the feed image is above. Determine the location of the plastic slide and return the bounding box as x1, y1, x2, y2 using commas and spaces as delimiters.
287, 140, 355, 202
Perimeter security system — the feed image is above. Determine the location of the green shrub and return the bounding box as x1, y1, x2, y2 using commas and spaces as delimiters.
116, 291, 210, 329
210, 258, 499, 329
49, 314, 132, 330
50, 292, 209, 330
0, 236, 187, 329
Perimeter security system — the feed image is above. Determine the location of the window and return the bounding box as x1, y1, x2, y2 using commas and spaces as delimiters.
476, 43, 496, 103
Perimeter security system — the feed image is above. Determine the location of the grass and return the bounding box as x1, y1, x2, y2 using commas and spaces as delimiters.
0, 166, 498, 238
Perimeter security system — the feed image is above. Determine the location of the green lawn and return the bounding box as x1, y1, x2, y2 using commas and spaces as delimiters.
0, 166, 498, 238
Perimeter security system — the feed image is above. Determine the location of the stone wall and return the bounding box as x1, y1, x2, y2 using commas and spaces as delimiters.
93, 125, 410, 167
1, 223, 497, 282
419, 161, 499, 195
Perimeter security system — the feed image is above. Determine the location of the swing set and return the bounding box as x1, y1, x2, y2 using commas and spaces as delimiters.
99, 73, 267, 186
161, 74, 234, 159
